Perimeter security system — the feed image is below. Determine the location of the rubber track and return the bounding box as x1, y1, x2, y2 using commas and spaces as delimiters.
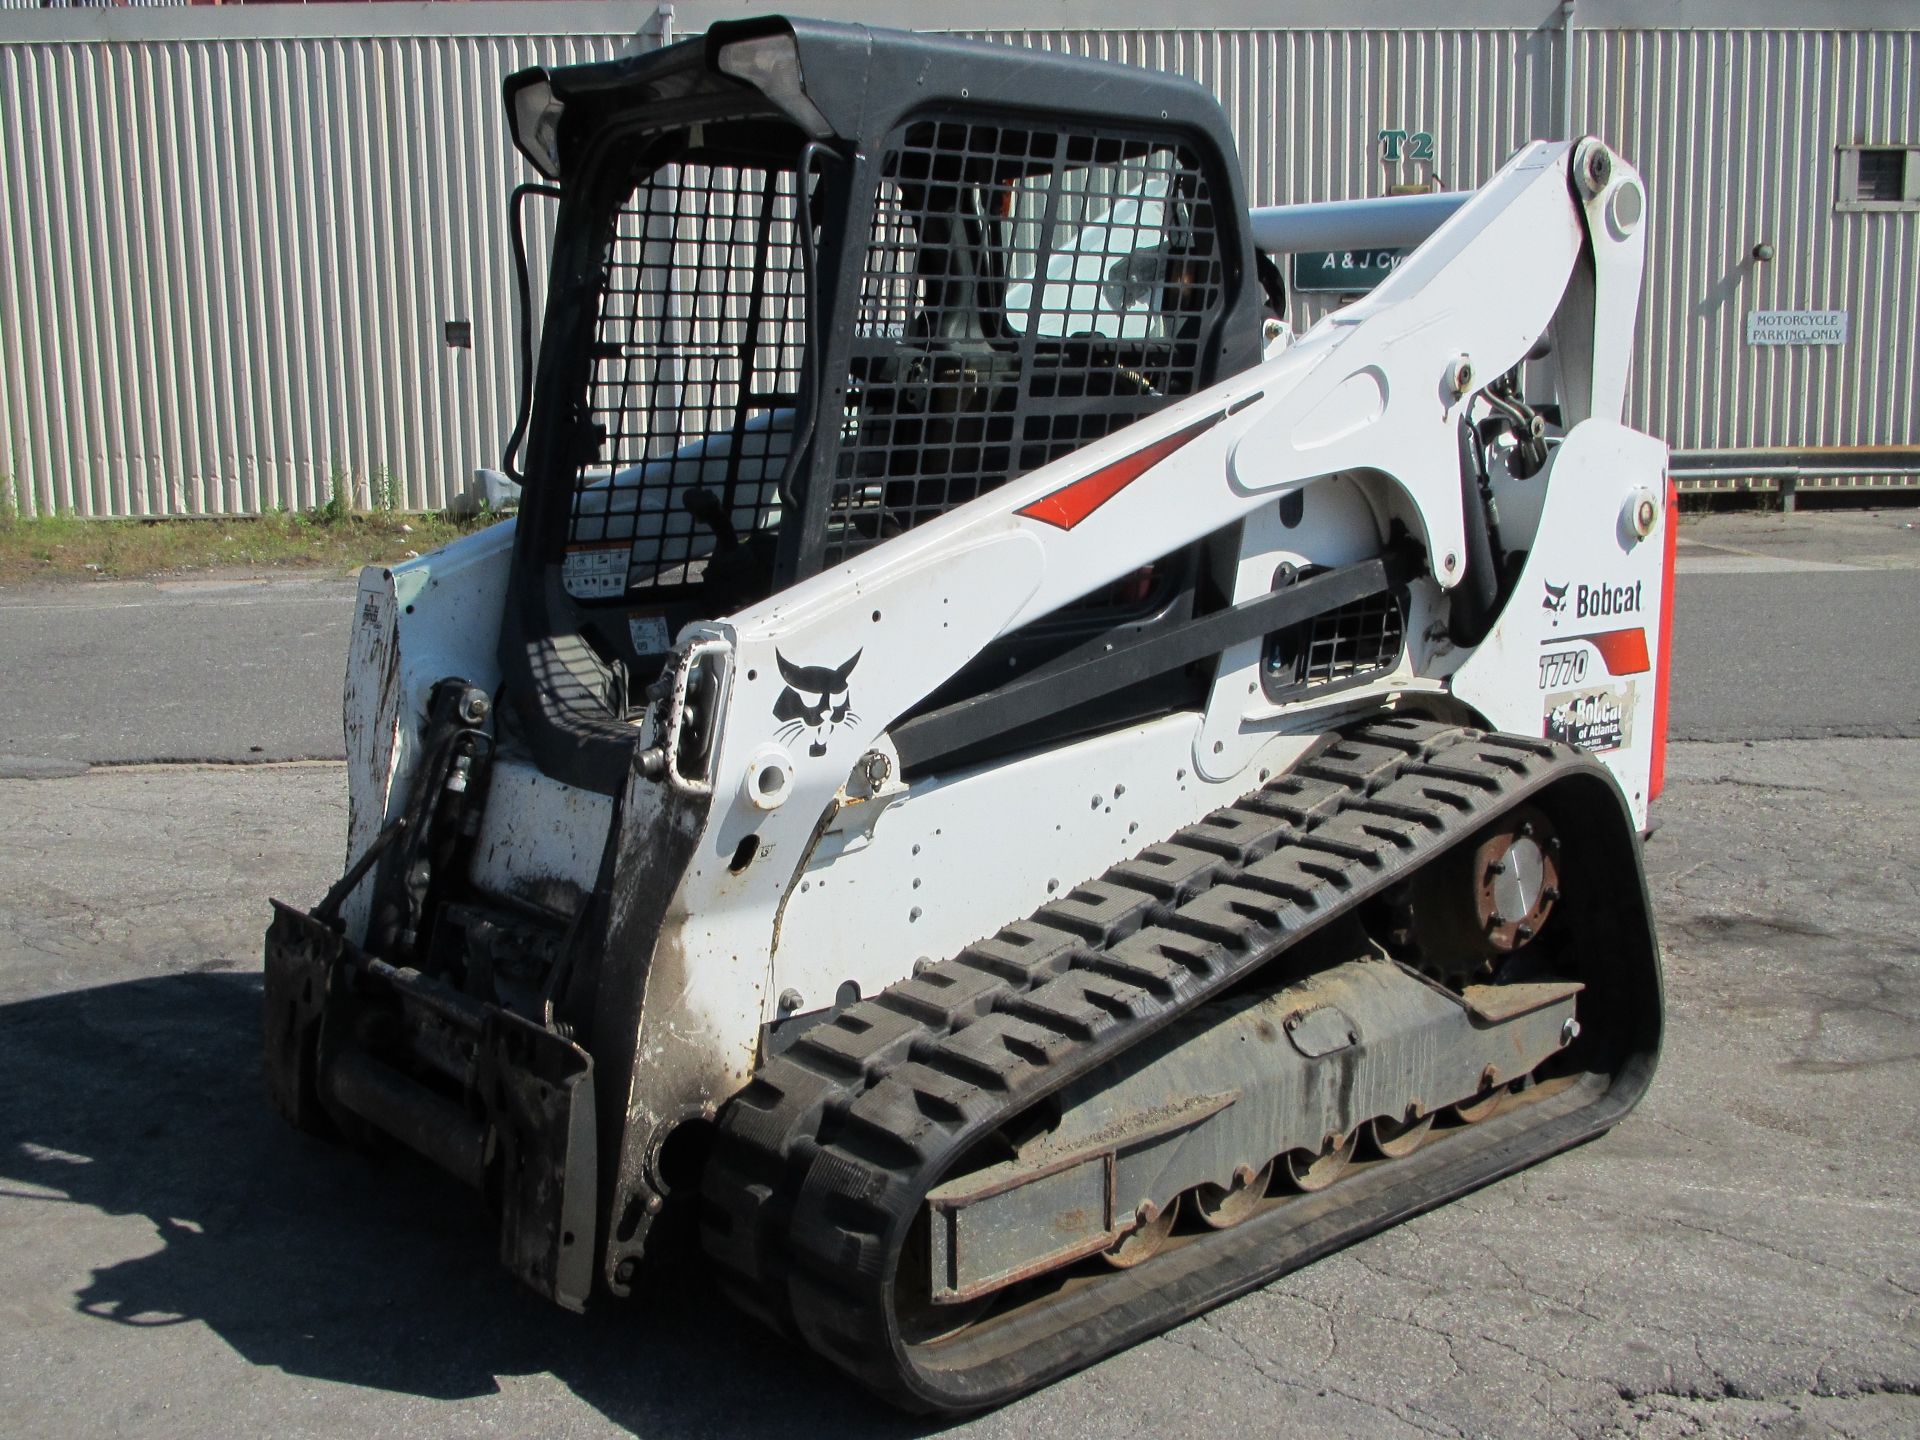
700, 717, 1579, 1407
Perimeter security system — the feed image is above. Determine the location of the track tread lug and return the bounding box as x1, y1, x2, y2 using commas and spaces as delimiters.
873, 963, 1008, 1027
1109, 842, 1226, 902
793, 1004, 926, 1077
998, 985, 1105, 1041
1295, 739, 1411, 789
1180, 806, 1296, 865
1039, 880, 1160, 946
1238, 775, 1351, 824
963, 921, 1086, 986
1178, 882, 1293, 935
1080, 938, 1189, 996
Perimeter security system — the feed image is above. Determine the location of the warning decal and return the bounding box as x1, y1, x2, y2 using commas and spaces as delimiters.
563, 543, 628, 599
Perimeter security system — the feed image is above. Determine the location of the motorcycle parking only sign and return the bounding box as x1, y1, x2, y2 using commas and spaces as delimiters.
1745, 310, 1849, 346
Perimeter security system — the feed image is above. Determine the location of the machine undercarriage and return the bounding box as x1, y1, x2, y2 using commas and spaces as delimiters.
701, 720, 1660, 1409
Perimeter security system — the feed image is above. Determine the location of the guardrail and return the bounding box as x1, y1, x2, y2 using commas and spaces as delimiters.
1670, 447, 1920, 509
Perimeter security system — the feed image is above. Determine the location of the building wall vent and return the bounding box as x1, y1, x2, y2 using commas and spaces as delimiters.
1838, 146, 1918, 211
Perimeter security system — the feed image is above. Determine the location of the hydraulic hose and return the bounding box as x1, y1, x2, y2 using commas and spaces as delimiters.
1449, 412, 1503, 646
502, 182, 564, 482
776, 142, 832, 512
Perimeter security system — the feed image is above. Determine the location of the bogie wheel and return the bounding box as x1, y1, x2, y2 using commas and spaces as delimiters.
1452, 1084, 1508, 1125
1283, 1132, 1357, 1193
1194, 1161, 1275, 1230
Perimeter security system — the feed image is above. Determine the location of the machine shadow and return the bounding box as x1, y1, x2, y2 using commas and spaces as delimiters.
0, 972, 934, 1438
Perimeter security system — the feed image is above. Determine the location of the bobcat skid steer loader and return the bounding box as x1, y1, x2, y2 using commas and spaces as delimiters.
265, 15, 1670, 1412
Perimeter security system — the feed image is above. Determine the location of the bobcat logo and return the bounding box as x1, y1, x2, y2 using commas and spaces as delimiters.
772, 649, 862, 757
1542, 580, 1569, 617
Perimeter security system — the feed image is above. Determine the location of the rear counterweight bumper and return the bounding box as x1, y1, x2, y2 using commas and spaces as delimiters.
263, 901, 599, 1310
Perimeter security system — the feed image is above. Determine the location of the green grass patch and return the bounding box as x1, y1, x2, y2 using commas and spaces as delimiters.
0, 506, 502, 585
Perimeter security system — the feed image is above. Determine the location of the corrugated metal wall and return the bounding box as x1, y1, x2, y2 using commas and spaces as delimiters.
0, 23, 631, 517
0, 1, 179, 8
0, 4, 1914, 517
1581, 26, 1919, 454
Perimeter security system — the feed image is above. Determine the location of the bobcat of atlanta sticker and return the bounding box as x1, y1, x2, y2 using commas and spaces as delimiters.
1545, 683, 1635, 754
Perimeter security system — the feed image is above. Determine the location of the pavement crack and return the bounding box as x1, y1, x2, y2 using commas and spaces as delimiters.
1656, 1210, 1892, 1289
1616, 1374, 1920, 1407
1674, 774, 1847, 795
1188, 1310, 1466, 1437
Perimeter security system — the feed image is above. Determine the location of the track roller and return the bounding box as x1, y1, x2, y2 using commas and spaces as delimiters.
1195, 1161, 1275, 1229
1368, 1109, 1436, 1159
1104, 1198, 1178, 1268
1283, 1132, 1357, 1192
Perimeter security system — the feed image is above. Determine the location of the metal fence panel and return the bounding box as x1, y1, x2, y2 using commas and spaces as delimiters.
0, 3, 1914, 517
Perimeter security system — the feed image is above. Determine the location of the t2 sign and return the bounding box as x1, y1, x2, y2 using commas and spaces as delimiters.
1379, 129, 1436, 164
1292, 247, 1405, 296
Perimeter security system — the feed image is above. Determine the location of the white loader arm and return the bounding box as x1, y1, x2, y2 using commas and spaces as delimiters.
710, 137, 1647, 789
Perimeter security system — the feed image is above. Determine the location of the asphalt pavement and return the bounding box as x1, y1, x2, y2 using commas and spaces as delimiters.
0, 576, 354, 770
2, 510, 1916, 771
1669, 511, 1920, 741
1, 509, 1917, 1440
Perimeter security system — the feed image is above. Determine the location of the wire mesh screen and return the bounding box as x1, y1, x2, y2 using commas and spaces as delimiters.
826, 120, 1225, 564
564, 157, 805, 600
1265, 588, 1406, 696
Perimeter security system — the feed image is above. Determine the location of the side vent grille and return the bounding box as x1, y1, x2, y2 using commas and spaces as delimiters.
1264, 585, 1405, 699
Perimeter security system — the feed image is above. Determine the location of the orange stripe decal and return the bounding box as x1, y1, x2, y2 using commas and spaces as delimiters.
1572, 626, 1652, 676
1015, 413, 1222, 531
1651, 477, 1678, 800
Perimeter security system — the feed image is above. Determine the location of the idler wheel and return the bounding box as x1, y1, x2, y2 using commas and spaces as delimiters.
1473, 808, 1562, 954
1194, 1160, 1275, 1230
893, 1212, 991, 1345
1403, 805, 1563, 980
1283, 1132, 1356, 1192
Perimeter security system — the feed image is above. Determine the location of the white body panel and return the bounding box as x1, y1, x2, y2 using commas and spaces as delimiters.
597, 139, 1668, 1088
1452, 420, 1670, 827
467, 757, 614, 916
1192, 473, 1442, 784
340, 519, 516, 942
774, 714, 1321, 1017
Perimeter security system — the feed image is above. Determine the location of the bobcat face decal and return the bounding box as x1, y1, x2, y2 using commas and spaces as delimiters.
772, 649, 862, 757
1542, 580, 1570, 615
